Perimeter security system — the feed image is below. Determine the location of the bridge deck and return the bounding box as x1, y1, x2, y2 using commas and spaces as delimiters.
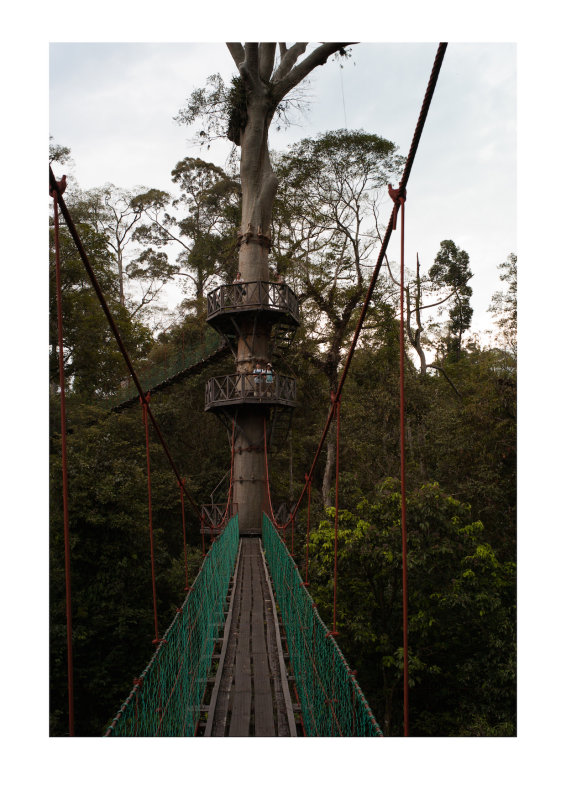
204, 537, 297, 737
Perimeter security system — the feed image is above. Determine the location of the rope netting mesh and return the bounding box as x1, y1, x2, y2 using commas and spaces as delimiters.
262, 515, 382, 737
105, 328, 225, 409
104, 515, 239, 736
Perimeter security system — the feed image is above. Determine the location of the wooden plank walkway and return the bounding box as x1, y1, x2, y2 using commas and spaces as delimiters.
204, 537, 297, 737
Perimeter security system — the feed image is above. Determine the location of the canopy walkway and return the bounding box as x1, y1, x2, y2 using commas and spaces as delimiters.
106, 329, 229, 412
105, 516, 382, 737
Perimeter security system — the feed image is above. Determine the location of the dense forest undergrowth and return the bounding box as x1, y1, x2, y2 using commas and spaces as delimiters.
49, 134, 516, 737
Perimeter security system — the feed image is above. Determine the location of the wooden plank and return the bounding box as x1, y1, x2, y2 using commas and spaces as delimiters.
204, 543, 242, 737
253, 651, 275, 736
229, 544, 252, 736
205, 538, 296, 737
250, 551, 275, 736
259, 543, 297, 737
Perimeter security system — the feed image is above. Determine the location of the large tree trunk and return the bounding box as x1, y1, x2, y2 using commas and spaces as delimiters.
231, 98, 276, 531
226, 42, 351, 531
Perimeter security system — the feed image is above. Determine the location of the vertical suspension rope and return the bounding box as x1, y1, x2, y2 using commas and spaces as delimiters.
52, 185, 75, 737
291, 516, 295, 557
399, 198, 410, 737
179, 479, 189, 592
332, 397, 341, 636
141, 394, 160, 644
304, 475, 312, 586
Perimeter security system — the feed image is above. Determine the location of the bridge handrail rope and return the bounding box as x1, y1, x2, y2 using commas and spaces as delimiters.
202, 418, 237, 543
105, 515, 239, 736
262, 515, 382, 736
108, 328, 226, 411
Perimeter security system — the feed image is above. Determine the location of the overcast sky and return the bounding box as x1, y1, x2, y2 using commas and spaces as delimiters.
49, 41, 516, 336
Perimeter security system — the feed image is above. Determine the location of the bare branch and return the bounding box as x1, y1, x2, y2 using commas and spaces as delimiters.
259, 42, 277, 82
272, 42, 308, 82
273, 42, 353, 103
427, 363, 462, 398
416, 289, 458, 312
226, 43, 244, 67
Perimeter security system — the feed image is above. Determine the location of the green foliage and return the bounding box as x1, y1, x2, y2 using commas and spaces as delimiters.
49, 136, 71, 167
227, 76, 248, 145
429, 239, 473, 360
306, 481, 516, 736
49, 209, 153, 400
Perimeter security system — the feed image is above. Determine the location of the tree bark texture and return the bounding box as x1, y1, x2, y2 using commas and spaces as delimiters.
226, 42, 351, 531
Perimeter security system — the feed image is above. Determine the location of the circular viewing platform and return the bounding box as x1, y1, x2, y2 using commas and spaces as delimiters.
204, 372, 298, 412
206, 281, 300, 329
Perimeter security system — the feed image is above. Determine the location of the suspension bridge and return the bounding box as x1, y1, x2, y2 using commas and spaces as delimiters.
50, 43, 448, 737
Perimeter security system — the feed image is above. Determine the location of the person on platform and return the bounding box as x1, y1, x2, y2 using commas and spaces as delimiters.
265, 363, 274, 396
253, 361, 264, 397
233, 271, 246, 304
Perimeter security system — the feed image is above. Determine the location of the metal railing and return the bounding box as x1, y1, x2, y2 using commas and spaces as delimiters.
204, 372, 297, 410
201, 502, 238, 532
207, 280, 300, 323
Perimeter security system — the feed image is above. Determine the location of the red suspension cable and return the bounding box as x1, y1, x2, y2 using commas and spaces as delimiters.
399, 199, 410, 737
141, 394, 160, 644
179, 479, 189, 591
52, 185, 75, 737
331, 397, 341, 636
304, 475, 312, 586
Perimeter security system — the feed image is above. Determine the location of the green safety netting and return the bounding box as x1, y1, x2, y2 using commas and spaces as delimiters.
105, 515, 239, 736
104, 329, 224, 409
262, 514, 383, 737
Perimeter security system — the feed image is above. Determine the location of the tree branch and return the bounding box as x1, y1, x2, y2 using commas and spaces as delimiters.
273, 42, 353, 103
272, 42, 308, 83
226, 43, 245, 67
427, 363, 462, 398
259, 42, 277, 82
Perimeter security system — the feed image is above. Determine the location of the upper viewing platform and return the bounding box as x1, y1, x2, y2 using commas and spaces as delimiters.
206, 280, 300, 329
204, 372, 298, 412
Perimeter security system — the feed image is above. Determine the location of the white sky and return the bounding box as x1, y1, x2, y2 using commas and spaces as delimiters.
3, 1, 566, 796
49, 41, 516, 337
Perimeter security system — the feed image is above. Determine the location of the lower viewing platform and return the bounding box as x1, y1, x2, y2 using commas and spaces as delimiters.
204, 373, 298, 412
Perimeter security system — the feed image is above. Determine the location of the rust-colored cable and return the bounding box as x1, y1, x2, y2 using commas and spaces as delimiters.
263, 417, 278, 525
399, 200, 410, 737
179, 479, 189, 591
331, 398, 341, 636
52, 187, 75, 737
304, 475, 312, 586
141, 394, 160, 644
291, 516, 295, 557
